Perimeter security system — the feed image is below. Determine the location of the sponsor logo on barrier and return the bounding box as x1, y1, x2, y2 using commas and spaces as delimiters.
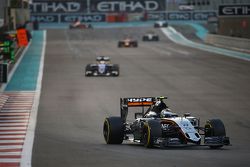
167, 12, 191, 20
193, 12, 217, 20
147, 12, 166, 20
31, 15, 59, 23
92, 0, 165, 12
61, 14, 105, 22
31, 0, 85, 13
179, 5, 194, 11
219, 5, 250, 16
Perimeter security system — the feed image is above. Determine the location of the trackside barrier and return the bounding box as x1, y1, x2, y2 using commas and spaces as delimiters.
106, 13, 128, 22
30, 10, 217, 23
205, 34, 250, 53
127, 13, 144, 21
106, 14, 116, 22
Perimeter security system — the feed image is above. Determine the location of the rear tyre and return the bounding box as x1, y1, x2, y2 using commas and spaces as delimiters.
118, 42, 122, 48
205, 119, 226, 149
113, 64, 119, 76
154, 36, 159, 41
134, 42, 138, 47
85, 65, 91, 76
154, 24, 159, 28
103, 117, 124, 144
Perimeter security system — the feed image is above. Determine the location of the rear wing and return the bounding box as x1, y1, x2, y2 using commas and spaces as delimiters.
120, 96, 167, 122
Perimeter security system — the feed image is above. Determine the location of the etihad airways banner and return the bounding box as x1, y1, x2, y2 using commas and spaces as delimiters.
31, 0, 86, 13
31, 0, 166, 13
30, 0, 215, 23
219, 4, 250, 16
90, 0, 166, 13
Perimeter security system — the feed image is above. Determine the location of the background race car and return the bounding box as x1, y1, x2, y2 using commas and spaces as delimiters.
142, 31, 159, 41
154, 21, 168, 28
103, 96, 230, 149
118, 37, 138, 48
69, 23, 93, 29
85, 56, 119, 77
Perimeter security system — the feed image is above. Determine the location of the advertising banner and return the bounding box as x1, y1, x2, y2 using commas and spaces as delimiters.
219, 5, 250, 16
147, 12, 166, 20
193, 11, 217, 21
31, 0, 87, 13
90, 0, 166, 13
61, 14, 106, 22
167, 12, 191, 20
30, 15, 59, 23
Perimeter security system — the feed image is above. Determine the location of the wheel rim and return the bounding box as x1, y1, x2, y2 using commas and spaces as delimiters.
143, 125, 151, 147
103, 120, 110, 143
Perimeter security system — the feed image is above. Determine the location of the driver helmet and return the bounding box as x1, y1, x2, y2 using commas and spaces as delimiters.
160, 108, 178, 118
153, 100, 167, 113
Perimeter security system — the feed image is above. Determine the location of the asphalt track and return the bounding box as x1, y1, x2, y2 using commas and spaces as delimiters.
32, 27, 250, 167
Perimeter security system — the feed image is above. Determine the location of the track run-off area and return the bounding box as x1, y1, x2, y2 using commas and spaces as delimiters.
1, 23, 250, 167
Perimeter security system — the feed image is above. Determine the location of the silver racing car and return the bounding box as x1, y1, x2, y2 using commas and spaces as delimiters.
103, 96, 230, 148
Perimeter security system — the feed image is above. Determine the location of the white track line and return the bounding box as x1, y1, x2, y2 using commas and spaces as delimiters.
0, 145, 23, 149
0, 159, 21, 163
0, 152, 22, 155
0, 140, 24, 143
0, 131, 26, 134
0, 135, 25, 138
0, 127, 27, 130
0, 120, 29, 123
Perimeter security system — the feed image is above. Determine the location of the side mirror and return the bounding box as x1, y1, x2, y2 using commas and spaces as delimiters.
135, 113, 143, 119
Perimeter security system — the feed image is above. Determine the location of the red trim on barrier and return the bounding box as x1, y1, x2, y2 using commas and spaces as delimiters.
0, 148, 22, 152
0, 138, 25, 140
0, 155, 21, 159
0, 163, 20, 167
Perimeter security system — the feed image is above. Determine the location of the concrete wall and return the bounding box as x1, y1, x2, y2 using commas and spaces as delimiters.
0, 0, 7, 19
218, 17, 250, 39
205, 34, 250, 52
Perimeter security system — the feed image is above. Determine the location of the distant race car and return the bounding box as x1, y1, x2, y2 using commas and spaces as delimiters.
154, 21, 168, 28
118, 37, 138, 48
85, 56, 119, 77
103, 96, 230, 149
142, 31, 159, 41
69, 23, 93, 29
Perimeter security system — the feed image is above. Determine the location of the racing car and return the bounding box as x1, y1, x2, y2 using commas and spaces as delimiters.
142, 31, 159, 41
103, 96, 230, 149
69, 23, 93, 29
85, 56, 119, 76
118, 37, 138, 48
154, 21, 168, 28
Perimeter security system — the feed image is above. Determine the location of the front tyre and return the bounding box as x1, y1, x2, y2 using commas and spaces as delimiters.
143, 123, 153, 148
205, 119, 226, 149
142, 120, 161, 148
103, 117, 124, 144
